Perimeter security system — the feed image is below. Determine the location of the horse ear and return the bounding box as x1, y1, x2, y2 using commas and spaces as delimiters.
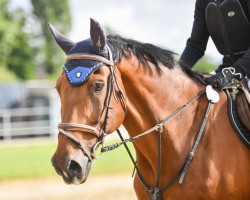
90, 18, 106, 51
48, 23, 76, 54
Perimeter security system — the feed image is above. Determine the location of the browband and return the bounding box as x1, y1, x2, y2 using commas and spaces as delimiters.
66, 53, 114, 66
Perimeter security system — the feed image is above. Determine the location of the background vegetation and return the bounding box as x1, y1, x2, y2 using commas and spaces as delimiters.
0, 0, 219, 181
0, 0, 218, 83
0, 0, 71, 82
0, 141, 135, 181
193, 56, 217, 73
0, 2, 222, 191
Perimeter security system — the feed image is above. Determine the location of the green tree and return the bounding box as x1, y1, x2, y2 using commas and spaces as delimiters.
105, 25, 116, 35
0, 0, 35, 81
193, 56, 218, 73
31, 0, 71, 77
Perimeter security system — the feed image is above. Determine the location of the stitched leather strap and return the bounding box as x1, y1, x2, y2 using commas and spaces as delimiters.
66, 53, 114, 66
58, 123, 100, 138
59, 129, 93, 161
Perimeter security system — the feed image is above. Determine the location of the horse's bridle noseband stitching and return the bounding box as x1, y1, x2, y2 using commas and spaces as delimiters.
58, 45, 126, 161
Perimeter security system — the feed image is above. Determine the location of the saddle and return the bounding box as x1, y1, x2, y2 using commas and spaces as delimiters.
236, 84, 250, 130
226, 80, 250, 147
190, 70, 250, 146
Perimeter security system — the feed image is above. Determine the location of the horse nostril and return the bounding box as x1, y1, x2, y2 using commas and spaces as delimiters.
68, 160, 82, 175
51, 155, 62, 176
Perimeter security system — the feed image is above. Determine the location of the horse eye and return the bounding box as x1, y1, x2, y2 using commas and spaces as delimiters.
94, 82, 105, 93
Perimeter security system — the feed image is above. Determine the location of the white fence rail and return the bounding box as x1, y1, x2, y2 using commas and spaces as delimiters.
0, 98, 60, 141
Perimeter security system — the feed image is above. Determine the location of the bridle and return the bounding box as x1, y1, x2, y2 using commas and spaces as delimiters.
57, 44, 215, 200
58, 45, 126, 161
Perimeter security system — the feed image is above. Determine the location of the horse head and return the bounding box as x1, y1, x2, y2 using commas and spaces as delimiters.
49, 19, 126, 184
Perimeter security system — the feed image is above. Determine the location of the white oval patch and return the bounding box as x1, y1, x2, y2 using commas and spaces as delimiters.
76, 72, 82, 78
206, 85, 220, 103
228, 11, 235, 17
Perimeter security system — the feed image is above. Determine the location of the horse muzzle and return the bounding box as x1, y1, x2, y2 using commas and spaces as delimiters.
51, 150, 92, 185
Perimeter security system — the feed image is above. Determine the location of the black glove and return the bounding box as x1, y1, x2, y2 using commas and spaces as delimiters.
207, 67, 243, 90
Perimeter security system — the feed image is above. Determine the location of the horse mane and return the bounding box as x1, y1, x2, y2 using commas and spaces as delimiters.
181, 66, 208, 85
107, 34, 175, 70
107, 34, 207, 85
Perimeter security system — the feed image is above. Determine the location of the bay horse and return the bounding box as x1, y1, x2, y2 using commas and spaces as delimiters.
49, 19, 250, 200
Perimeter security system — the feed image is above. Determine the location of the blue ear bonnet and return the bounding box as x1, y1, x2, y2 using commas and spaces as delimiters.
64, 39, 115, 86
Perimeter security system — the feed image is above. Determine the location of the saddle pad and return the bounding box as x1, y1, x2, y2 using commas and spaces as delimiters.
237, 90, 250, 130
226, 89, 250, 148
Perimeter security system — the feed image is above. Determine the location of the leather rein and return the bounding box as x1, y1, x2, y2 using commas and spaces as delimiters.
58, 46, 126, 161
102, 90, 212, 200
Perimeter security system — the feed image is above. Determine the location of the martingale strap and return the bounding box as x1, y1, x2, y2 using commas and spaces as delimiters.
101, 90, 212, 200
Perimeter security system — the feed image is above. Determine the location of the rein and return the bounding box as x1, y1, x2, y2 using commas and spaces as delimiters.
101, 90, 212, 200
102, 91, 205, 151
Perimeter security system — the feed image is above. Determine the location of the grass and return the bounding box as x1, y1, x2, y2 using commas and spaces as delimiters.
0, 140, 135, 181
91, 142, 135, 176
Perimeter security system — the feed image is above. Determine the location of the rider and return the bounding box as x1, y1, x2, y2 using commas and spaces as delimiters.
179, 0, 250, 90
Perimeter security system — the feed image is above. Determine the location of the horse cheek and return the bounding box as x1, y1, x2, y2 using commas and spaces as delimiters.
109, 99, 125, 133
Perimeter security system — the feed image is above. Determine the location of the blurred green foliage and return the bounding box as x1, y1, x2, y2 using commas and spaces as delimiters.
0, 64, 18, 82
31, 0, 71, 76
0, 0, 71, 82
0, 0, 35, 81
1, 0, 219, 82
193, 56, 217, 73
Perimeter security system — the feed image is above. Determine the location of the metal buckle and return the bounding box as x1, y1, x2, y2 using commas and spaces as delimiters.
92, 141, 103, 160
156, 124, 163, 133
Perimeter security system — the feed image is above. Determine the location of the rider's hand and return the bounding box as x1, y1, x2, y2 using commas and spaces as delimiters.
207, 67, 243, 90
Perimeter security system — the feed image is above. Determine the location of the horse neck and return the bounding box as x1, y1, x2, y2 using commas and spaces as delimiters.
117, 57, 205, 176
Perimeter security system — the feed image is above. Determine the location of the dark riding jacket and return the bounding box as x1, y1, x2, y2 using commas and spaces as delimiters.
180, 0, 250, 76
